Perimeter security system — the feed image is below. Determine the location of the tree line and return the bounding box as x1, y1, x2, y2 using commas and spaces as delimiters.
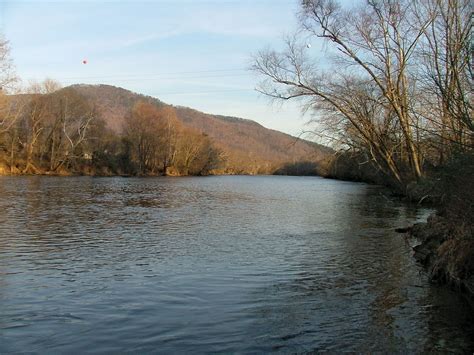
0, 77, 221, 176
253, 0, 472, 190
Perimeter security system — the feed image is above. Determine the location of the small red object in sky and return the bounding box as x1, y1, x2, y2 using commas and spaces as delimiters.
82, 59, 88, 64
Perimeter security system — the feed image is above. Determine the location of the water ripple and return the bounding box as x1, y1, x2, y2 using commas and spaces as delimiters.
0, 176, 472, 353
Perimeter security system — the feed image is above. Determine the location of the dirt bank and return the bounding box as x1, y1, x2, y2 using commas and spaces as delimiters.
408, 214, 474, 305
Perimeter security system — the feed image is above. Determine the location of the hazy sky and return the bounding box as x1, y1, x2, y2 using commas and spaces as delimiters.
0, 0, 344, 136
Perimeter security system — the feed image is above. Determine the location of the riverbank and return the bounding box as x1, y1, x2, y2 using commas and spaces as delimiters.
405, 154, 474, 304
325, 151, 474, 303
409, 215, 474, 303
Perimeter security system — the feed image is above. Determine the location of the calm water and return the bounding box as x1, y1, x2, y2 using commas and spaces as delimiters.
0, 176, 472, 353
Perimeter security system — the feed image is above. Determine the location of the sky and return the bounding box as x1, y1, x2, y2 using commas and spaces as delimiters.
0, 0, 344, 137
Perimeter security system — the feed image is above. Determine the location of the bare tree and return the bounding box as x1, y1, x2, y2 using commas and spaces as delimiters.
49, 89, 95, 172
0, 35, 21, 172
124, 101, 164, 174
21, 87, 50, 173
0, 92, 26, 173
0, 35, 18, 92
19, 80, 63, 173
253, 0, 445, 185
415, 0, 473, 162
155, 106, 180, 174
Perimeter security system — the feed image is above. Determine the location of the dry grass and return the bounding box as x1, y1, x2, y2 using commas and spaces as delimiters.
432, 153, 474, 294
411, 153, 474, 297
434, 238, 474, 283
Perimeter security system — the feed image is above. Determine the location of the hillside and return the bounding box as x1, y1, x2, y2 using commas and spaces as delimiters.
67, 84, 332, 174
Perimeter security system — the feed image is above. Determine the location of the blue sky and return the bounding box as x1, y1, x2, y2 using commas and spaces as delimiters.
1, 0, 334, 136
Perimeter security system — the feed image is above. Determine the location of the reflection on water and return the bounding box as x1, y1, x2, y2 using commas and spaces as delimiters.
0, 176, 472, 353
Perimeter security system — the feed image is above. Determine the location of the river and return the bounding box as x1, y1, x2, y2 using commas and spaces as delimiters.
0, 175, 472, 352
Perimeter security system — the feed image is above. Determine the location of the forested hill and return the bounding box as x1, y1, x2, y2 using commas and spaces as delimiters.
68, 84, 332, 174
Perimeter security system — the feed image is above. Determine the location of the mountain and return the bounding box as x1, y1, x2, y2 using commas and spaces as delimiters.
65, 84, 332, 174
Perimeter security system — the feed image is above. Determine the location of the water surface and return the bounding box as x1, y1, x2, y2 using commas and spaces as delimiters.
0, 176, 472, 352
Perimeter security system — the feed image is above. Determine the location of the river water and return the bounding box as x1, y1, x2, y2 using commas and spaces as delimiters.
0, 176, 472, 353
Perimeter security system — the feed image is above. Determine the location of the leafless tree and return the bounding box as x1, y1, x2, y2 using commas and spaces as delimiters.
124, 102, 164, 174
0, 35, 18, 92
253, 0, 456, 186
415, 0, 473, 162
51, 92, 95, 172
